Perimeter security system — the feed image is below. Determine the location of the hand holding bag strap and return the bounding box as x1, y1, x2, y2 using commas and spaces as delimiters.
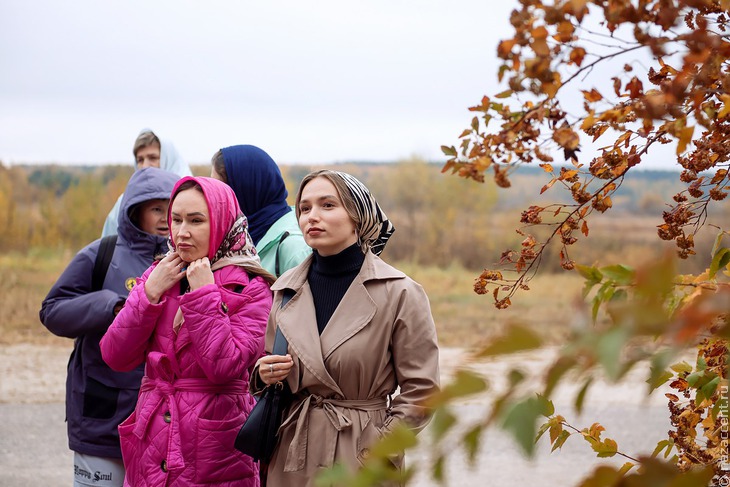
234, 288, 294, 460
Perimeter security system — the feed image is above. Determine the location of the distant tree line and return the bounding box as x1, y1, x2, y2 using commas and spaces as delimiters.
1, 160, 719, 273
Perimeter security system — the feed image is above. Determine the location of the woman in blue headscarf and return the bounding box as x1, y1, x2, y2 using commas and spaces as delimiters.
211, 145, 311, 277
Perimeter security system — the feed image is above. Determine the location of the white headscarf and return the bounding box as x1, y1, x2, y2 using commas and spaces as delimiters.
138, 128, 192, 178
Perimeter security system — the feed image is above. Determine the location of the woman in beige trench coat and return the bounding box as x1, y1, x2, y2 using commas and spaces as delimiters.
252, 169, 440, 486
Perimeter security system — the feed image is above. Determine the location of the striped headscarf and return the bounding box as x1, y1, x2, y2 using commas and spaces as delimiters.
296, 170, 395, 256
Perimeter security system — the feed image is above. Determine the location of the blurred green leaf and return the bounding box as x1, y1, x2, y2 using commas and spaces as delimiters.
647, 348, 677, 394
431, 407, 457, 442
508, 368, 526, 386
575, 377, 593, 414
576, 264, 603, 283
597, 327, 629, 380
633, 253, 675, 301
427, 369, 488, 407
696, 355, 707, 371
591, 295, 601, 322
462, 425, 482, 464
582, 432, 618, 458
576, 264, 603, 298
370, 424, 418, 458
501, 395, 547, 457
646, 368, 673, 393
551, 429, 571, 452
651, 439, 675, 459
314, 463, 349, 487
474, 324, 542, 357
440, 145, 457, 156
536, 420, 551, 443
709, 247, 730, 279
698, 375, 720, 404
536, 393, 555, 417
431, 453, 445, 482
544, 356, 577, 398
596, 280, 615, 302
710, 229, 725, 257
617, 462, 635, 475
577, 465, 622, 487
670, 361, 693, 375
599, 264, 634, 285
611, 288, 628, 302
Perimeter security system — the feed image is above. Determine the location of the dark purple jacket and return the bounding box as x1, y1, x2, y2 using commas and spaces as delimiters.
39, 167, 179, 459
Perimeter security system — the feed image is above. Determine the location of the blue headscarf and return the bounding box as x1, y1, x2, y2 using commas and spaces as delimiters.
220, 145, 292, 245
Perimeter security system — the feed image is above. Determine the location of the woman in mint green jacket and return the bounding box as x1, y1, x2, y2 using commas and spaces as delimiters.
211, 145, 311, 277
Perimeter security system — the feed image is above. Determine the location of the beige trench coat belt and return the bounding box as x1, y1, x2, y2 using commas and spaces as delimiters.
281, 394, 388, 472
133, 376, 248, 471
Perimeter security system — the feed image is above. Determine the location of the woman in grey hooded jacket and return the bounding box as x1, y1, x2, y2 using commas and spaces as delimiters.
40, 167, 180, 487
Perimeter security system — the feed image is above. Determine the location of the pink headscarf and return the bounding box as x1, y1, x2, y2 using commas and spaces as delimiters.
168, 176, 261, 267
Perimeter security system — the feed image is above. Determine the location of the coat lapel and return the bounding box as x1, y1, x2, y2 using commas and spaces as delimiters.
319, 276, 376, 360
271, 252, 406, 395
279, 284, 342, 393
273, 257, 342, 394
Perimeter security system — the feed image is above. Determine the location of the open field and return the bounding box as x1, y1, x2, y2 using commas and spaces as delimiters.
0, 250, 584, 348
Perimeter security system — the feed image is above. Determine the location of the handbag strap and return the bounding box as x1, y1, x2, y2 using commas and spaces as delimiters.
272, 289, 294, 355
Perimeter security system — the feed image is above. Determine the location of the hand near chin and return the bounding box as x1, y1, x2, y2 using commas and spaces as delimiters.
186, 257, 214, 291
145, 252, 187, 303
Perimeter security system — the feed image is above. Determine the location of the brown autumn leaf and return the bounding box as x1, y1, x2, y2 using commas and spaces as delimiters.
497, 38, 517, 59
677, 126, 695, 155
612, 77, 621, 97
626, 77, 644, 98
670, 378, 689, 391
582, 89, 603, 102
553, 127, 580, 150
553, 21, 575, 43
569, 47, 586, 66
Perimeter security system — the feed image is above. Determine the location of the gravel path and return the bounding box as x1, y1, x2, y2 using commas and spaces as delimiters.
0, 344, 675, 486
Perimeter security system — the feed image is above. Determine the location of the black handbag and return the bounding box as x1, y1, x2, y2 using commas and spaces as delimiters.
234, 292, 293, 462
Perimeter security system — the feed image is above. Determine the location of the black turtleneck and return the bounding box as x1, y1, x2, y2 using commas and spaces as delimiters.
308, 243, 365, 335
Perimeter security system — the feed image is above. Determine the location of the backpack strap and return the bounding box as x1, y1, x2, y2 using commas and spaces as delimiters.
272, 288, 295, 355
92, 235, 117, 291
275, 231, 291, 277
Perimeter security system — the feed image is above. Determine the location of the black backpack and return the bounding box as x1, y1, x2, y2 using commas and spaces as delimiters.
92, 235, 117, 292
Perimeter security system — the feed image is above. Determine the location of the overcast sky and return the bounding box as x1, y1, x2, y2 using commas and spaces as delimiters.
1, 0, 523, 166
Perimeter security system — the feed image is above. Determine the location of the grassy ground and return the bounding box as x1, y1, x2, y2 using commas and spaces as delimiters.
398, 262, 583, 347
0, 250, 583, 348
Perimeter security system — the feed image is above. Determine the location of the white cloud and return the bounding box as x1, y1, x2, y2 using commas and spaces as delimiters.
0, 1, 682, 169
1, 0, 518, 165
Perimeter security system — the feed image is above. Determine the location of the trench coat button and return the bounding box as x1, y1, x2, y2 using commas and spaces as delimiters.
160, 460, 167, 472
163, 411, 171, 423
221, 302, 229, 313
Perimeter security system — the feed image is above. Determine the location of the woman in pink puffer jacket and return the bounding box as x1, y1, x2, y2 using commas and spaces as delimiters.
101, 176, 274, 486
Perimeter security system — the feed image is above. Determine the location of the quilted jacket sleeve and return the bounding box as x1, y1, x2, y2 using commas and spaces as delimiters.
183, 275, 272, 384
39, 242, 122, 338
100, 264, 162, 372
